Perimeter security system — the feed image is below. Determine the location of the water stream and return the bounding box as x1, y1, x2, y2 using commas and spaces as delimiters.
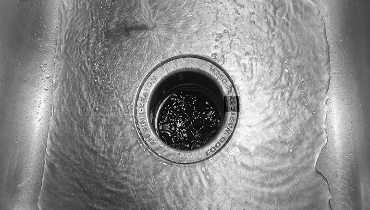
140, 0, 155, 29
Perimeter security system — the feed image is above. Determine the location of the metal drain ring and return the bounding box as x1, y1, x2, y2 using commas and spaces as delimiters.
134, 55, 239, 164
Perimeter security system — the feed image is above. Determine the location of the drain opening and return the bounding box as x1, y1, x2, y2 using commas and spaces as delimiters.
134, 55, 238, 164
149, 70, 225, 151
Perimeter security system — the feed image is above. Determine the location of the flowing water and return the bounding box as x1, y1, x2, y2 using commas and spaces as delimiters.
39, 0, 331, 209
140, 0, 155, 29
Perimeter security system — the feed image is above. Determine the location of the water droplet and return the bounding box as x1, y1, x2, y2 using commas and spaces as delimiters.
215, 33, 222, 42
211, 53, 217, 60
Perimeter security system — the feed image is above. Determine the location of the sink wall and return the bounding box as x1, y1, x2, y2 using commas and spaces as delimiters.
0, 0, 56, 209
315, 0, 370, 209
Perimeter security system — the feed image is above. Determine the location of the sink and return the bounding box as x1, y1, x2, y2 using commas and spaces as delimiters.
0, 0, 369, 209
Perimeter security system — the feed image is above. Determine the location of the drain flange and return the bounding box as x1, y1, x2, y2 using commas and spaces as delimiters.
134, 55, 238, 164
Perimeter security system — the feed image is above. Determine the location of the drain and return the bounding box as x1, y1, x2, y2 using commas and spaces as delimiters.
152, 71, 223, 151
134, 55, 239, 164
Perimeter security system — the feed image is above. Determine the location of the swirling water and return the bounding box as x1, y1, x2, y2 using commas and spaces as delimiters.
39, 0, 331, 209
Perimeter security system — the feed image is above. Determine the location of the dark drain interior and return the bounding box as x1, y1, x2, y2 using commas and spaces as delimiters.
148, 70, 225, 151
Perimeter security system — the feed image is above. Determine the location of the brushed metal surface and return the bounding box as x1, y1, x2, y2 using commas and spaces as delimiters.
316, 0, 370, 209
0, 0, 56, 209
0, 0, 369, 209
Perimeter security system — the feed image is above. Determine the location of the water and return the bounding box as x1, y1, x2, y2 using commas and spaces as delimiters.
39, 0, 331, 209
140, 0, 155, 29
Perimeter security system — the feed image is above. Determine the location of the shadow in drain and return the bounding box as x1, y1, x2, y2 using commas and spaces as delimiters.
155, 89, 222, 150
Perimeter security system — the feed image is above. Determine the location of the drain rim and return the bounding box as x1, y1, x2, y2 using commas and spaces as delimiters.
134, 55, 239, 164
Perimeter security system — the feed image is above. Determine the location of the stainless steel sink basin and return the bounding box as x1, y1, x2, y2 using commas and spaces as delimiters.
0, 0, 369, 209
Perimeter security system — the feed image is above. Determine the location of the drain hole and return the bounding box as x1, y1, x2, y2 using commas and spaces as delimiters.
135, 55, 239, 163
149, 70, 225, 151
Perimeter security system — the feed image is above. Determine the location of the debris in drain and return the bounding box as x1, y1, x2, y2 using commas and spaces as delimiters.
156, 89, 222, 150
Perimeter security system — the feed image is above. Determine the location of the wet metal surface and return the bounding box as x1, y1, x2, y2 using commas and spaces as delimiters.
315, 0, 370, 209
0, 0, 369, 209
0, 0, 56, 209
